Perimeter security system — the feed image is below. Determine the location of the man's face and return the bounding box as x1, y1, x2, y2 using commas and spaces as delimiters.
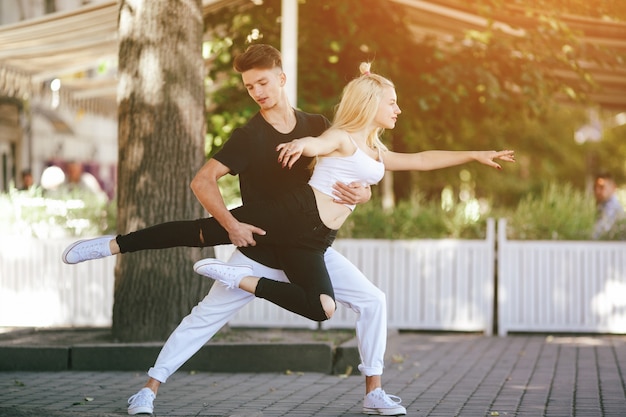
594, 177, 615, 204
241, 67, 285, 111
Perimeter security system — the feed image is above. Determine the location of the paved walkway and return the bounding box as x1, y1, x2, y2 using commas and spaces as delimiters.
1, 333, 626, 416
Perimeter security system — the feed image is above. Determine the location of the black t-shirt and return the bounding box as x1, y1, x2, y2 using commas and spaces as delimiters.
213, 109, 331, 266
215, 110, 330, 202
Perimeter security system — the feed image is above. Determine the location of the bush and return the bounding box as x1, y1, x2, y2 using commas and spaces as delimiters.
339, 182, 605, 241
493, 182, 595, 240
0, 188, 116, 239
338, 193, 491, 239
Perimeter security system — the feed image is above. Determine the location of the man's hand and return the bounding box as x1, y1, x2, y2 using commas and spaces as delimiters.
227, 221, 267, 247
332, 182, 371, 205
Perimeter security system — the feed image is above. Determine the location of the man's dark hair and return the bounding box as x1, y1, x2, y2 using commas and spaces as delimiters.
596, 172, 615, 182
233, 44, 282, 73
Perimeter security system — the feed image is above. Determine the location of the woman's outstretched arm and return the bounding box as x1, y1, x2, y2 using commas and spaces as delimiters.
383, 149, 515, 172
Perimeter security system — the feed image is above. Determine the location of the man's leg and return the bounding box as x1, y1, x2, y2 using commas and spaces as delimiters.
324, 247, 387, 383
129, 250, 289, 415
324, 248, 406, 415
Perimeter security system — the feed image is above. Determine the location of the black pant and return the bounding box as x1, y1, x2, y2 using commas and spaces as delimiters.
117, 185, 337, 321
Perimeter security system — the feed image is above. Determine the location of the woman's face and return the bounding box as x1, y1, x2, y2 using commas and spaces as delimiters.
373, 86, 401, 129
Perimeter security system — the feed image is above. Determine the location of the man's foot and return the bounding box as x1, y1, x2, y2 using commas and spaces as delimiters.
193, 258, 253, 289
127, 387, 155, 415
363, 388, 407, 415
61, 235, 114, 264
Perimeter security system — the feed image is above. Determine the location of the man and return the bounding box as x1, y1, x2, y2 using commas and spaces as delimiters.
126, 44, 406, 416
592, 172, 625, 239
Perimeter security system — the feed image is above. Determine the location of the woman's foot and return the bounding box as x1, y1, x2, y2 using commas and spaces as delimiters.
61, 236, 114, 264
193, 258, 253, 289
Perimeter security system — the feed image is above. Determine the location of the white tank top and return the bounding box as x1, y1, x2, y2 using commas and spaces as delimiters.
308, 137, 385, 210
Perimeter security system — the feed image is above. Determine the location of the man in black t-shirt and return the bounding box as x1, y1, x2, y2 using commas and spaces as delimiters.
126, 44, 406, 416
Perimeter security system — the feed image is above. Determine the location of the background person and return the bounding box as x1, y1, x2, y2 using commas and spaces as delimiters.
57, 160, 108, 202
19, 168, 36, 191
592, 172, 625, 239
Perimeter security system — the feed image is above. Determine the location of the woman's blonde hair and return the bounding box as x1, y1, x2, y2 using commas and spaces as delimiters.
332, 62, 395, 149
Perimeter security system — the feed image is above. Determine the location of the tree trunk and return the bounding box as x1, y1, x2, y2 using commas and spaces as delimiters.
113, 0, 209, 341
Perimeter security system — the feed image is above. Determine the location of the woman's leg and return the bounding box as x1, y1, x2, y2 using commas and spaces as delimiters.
63, 218, 231, 264
65, 199, 283, 263
252, 247, 335, 322
117, 219, 221, 253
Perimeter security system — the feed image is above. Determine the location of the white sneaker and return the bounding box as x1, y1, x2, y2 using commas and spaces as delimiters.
61, 235, 114, 264
193, 258, 253, 289
127, 387, 155, 415
363, 388, 406, 415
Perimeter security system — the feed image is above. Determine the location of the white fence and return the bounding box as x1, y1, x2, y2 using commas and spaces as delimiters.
0, 236, 116, 327
225, 221, 496, 334
497, 218, 626, 336
3, 218, 626, 335
0, 222, 496, 334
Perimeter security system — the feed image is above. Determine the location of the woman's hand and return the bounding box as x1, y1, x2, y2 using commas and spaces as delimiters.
476, 150, 515, 170
277, 140, 306, 169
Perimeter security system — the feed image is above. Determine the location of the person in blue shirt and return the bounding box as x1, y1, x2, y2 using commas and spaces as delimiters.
592, 172, 625, 239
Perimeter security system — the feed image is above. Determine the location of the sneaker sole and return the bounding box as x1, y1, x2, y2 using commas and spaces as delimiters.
193, 260, 252, 275
363, 407, 407, 415
128, 406, 153, 415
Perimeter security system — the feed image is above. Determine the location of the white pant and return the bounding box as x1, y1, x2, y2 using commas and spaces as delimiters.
148, 247, 387, 382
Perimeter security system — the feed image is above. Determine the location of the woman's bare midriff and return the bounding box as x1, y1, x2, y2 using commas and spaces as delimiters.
312, 187, 353, 230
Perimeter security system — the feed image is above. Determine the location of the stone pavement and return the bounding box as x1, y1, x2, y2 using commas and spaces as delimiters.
1, 332, 626, 416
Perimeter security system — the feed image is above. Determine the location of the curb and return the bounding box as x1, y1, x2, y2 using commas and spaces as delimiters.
0, 341, 360, 374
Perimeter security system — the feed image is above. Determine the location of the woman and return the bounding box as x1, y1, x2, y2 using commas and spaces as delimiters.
63, 63, 514, 323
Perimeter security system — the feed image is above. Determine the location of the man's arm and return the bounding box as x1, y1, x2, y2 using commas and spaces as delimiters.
332, 182, 372, 205
190, 158, 266, 247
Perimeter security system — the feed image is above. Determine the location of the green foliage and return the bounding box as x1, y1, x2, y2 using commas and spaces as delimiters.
503, 182, 595, 240
339, 194, 491, 239
338, 182, 607, 241
0, 188, 116, 238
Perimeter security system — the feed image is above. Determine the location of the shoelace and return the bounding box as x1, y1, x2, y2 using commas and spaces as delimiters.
78, 242, 106, 256
128, 390, 153, 406
383, 393, 402, 405
369, 390, 402, 406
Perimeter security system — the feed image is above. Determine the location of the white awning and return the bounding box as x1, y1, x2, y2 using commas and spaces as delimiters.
0, 0, 244, 115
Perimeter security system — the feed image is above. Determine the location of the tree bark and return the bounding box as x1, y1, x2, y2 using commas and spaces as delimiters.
113, 0, 209, 341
